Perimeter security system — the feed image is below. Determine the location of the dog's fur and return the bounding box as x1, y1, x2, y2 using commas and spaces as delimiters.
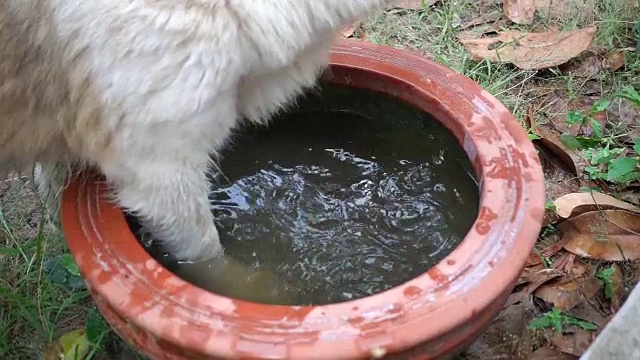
0, 1, 392, 261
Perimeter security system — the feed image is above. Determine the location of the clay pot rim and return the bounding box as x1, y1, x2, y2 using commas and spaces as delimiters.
62, 39, 545, 359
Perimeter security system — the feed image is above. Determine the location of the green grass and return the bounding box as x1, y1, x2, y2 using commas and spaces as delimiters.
1, 0, 639, 358
0, 178, 143, 359
0, 190, 86, 358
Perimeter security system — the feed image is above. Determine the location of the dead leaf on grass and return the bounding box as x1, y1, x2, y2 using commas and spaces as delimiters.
530, 346, 578, 360
560, 210, 640, 261
534, 276, 603, 311
526, 233, 569, 266
525, 106, 583, 209
458, 26, 597, 70
607, 50, 626, 72
568, 259, 589, 277
550, 329, 595, 356
552, 252, 577, 274
553, 192, 640, 219
465, 302, 534, 360
540, 92, 607, 138
532, 125, 588, 176
616, 190, 640, 206
339, 21, 362, 38
506, 266, 564, 307
609, 97, 640, 142
562, 49, 627, 78
566, 301, 610, 330
504, 0, 536, 25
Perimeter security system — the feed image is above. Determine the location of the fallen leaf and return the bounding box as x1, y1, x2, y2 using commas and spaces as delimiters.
562, 53, 609, 78
526, 233, 569, 266
562, 232, 640, 261
540, 92, 607, 138
45, 329, 91, 360
532, 125, 587, 176
339, 21, 362, 38
568, 259, 589, 277
552, 252, 577, 274
507, 266, 564, 307
560, 210, 640, 261
564, 209, 640, 235
607, 50, 626, 72
561, 50, 627, 78
554, 192, 640, 219
534, 276, 602, 311
464, 303, 534, 360
609, 97, 640, 142
530, 346, 578, 360
526, 105, 583, 210
458, 26, 597, 70
550, 329, 595, 356
504, 0, 536, 24
615, 190, 640, 206
566, 301, 609, 330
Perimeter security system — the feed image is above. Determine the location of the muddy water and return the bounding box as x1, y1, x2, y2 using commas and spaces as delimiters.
135, 84, 479, 305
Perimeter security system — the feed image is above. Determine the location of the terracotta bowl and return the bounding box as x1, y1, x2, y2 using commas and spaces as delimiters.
62, 40, 545, 359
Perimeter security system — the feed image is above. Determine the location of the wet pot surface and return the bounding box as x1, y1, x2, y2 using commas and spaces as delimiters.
133, 83, 480, 306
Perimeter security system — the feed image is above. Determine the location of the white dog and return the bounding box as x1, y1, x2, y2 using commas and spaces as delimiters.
0, 1, 394, 262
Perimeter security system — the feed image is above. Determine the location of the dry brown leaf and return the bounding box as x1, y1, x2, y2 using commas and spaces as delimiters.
339, 21, 362, 38
526, 233, 569, 266
562, 50, 627, 78
568, 259, 589, 277
562, 53, 608, 79
554, 192, 640, 219
616, 190, 640, 206
541, 92, 607, 138
506, 266, 564, 307
564, 209, 640, 235
530, 346, 578, 360
534, 276, 602, 311
532, 125, 587, 176
525, 106, 582, 215
504, 0, 535, 24
550, 330, 595, 356
566, 301, 609, 330
552, 252, 577, 274
562, 232, 640, 261
464, 303, 534, 360
607, 50, 626, 72
609, 98, 640, 142
529, 105, 604, 192
560, 210, 640, 261
458, 26, 597, 70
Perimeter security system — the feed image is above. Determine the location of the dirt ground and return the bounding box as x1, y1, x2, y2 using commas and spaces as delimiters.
1, 1, 640, 359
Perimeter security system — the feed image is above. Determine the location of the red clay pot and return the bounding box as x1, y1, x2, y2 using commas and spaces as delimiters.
62, 40, 545, 359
